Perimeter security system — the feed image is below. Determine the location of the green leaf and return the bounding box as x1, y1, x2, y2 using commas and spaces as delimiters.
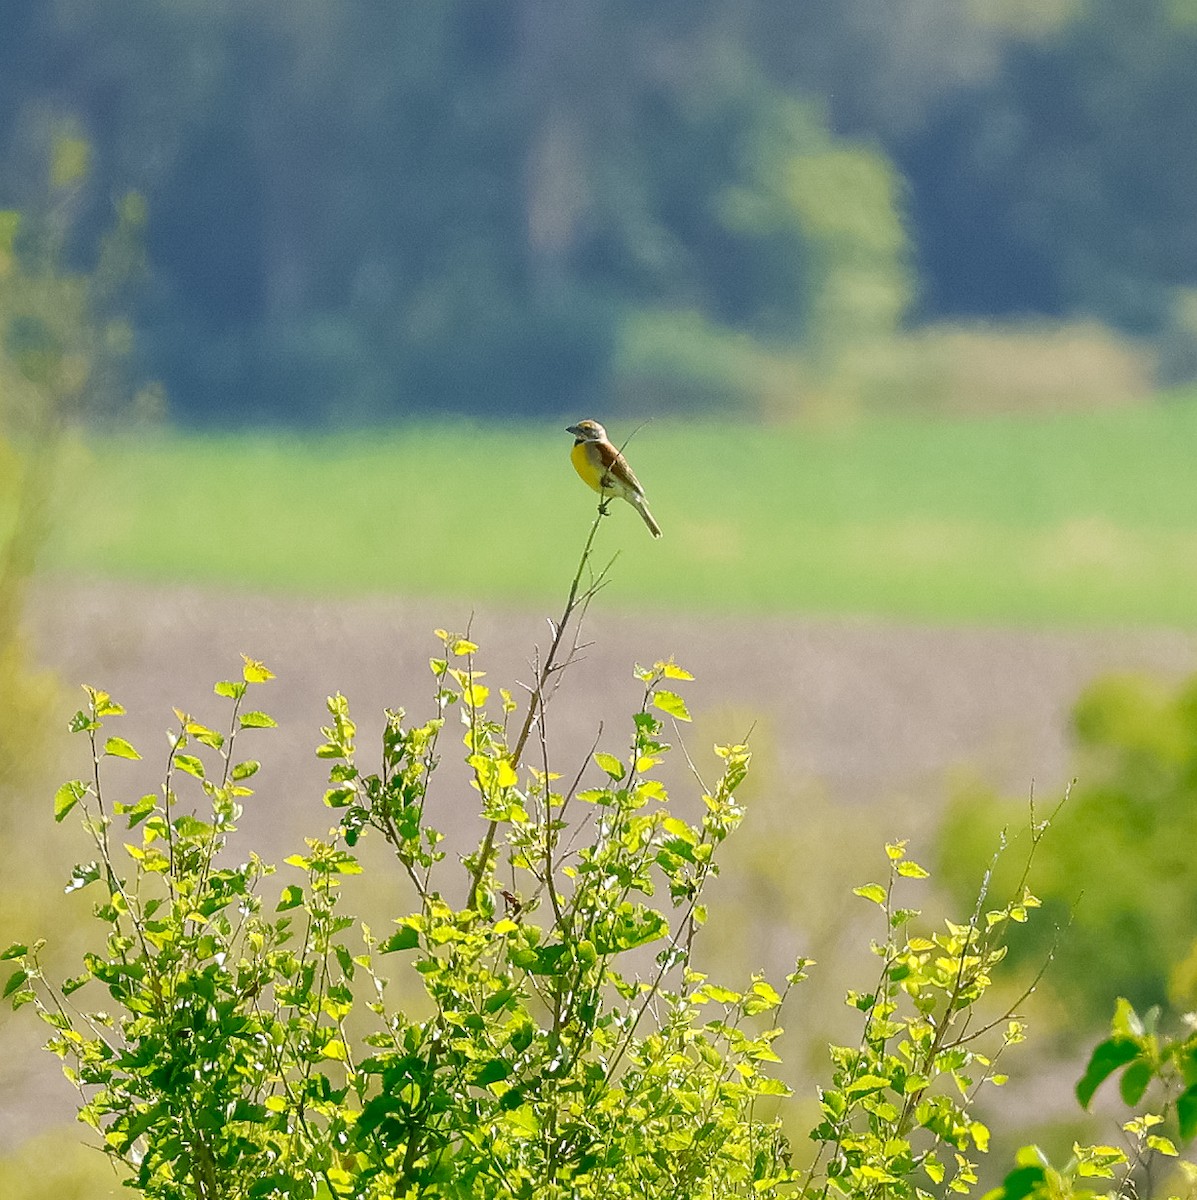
119, 794, 157, 828
66, 862, 101, 893
1146, 1135, 1177, 1156
473, 1059, 511, 1087
380, 926, 420, 954
241, 656, 275, 683
61, 975, 87, 997
987, 1164, 1046, 1200
594, 752, 625, 781
173, 754, 205, 779
87, 689, 125, 718
845, 1074, 892, 1097
697, 983, 742, 1005
659, 661, 695, 680
104, 737, 141, 760
173, 814, 211, 839
755, 1077, 790, 1096
525, 943, 568, 976
748, 979, 782, 1008
1014, 1146, 1050, 1169
184, 721, 224, 749
318, 1037, 347, 1061
215, 680, 245, 699
1111, 996, 1144, 1040
1075, 1145, 1127, 1178
854, 883, 887, 906
239, 711, 278, 729
1076, 1038, 1140, 1109
0, 944, 27, 961
232, 760, 260, 781
277, 886, 304, 912
653, 690, 692, 722
1177, 1083, 1197, 1141
897, 860, 930, 879
54, 780, 87, 823
67, 709, 95, 734
971, 1121, 991, 1152
3, 968, 28, 999
1119, 1058, 1153, 1106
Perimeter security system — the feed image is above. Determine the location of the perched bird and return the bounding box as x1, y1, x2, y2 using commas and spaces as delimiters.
566, 419, 662, 538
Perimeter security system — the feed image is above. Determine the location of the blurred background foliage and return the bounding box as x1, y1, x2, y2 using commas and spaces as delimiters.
0, 128, 152, 802
1, 0, 1195, 425
939, 671, 1197, 1032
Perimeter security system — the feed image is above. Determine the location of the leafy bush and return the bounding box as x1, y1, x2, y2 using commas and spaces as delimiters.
5, 660, 1050, 1197
7, 506, 1196, 1198
988, 997, 1197, 1200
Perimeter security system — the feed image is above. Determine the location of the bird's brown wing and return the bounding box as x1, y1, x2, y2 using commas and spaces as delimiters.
595, 439, 645, 496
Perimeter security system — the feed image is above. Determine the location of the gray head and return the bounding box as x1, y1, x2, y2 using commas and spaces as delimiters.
565, 419, 608, 442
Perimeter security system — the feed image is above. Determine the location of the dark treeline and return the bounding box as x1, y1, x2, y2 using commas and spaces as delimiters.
2, 0, 1197, 424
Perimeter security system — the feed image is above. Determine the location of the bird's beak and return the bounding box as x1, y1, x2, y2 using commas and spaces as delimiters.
565, 424, 581, 436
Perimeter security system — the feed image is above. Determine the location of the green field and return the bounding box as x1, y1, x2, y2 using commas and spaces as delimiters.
43, 400, 1197, 626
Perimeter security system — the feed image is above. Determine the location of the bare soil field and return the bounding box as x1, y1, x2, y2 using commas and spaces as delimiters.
29, 579, 1197, 818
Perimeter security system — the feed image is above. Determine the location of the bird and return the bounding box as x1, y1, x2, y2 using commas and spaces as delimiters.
566, 419, 662, 538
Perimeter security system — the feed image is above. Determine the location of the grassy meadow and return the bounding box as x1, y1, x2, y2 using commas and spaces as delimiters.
43, 396, 1197, 625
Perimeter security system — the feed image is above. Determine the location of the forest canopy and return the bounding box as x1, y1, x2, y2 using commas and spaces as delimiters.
2, 0, 1195, 424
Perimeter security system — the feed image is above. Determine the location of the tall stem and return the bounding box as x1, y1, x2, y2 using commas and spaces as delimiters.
465, 504, 611, 911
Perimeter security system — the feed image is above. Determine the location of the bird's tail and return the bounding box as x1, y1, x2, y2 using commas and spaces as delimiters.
631, 495, 663, 538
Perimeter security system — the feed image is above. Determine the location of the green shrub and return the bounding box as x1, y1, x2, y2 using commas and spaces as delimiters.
7, 657, 1057, 1197
9, 505, 1195, 1199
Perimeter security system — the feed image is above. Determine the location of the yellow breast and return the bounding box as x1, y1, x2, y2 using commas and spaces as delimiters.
570, 441, 605, 493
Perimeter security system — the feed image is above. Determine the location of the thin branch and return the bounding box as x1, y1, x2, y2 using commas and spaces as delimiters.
465, 503, 609, 911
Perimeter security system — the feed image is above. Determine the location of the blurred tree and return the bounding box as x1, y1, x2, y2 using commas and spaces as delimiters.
937, 670, 1197, 1031
0, 128, 153, 794
22, 0, 1196, 421
0, 0, 919, 423
896, 0, 1197, 337
749, 0, 1009, 141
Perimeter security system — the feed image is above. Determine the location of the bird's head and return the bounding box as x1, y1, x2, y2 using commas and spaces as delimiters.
566, 419, 607, 442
